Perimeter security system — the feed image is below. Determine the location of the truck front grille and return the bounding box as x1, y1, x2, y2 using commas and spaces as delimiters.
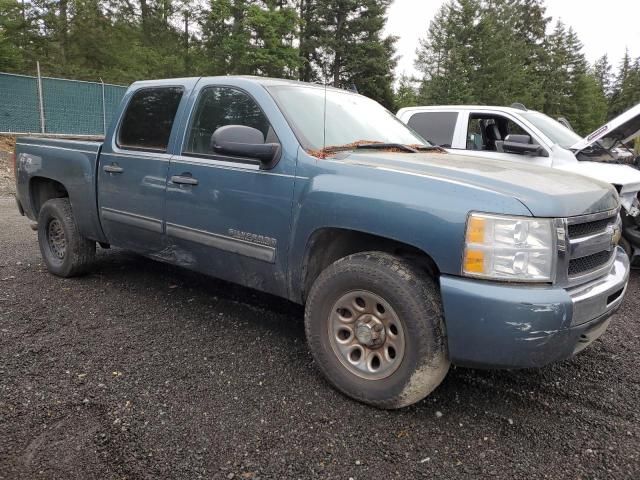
562, 209, 619, 285
568, 218, 612, 238
568, 250, 614, 276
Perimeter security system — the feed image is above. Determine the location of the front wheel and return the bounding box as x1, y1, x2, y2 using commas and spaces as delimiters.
305, 252, 450, 409
37, 198, 96, 277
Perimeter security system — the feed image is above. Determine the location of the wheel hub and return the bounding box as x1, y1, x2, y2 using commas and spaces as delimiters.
355, 315, 386, 348
328, 290, 406, 380
47, 219, 66, 259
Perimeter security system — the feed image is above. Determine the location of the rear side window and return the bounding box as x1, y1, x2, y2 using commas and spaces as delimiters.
407, 112, 458, 147
118, 87, 183, 152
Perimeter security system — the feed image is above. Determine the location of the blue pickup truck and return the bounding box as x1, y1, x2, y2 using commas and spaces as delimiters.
13, 76, 630, 408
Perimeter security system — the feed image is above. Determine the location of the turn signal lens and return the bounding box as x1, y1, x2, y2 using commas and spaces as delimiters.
463, 249, 484, 273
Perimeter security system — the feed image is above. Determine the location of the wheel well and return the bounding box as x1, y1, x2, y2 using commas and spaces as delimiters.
301, 228, 440, 302
29, 177, 69, 216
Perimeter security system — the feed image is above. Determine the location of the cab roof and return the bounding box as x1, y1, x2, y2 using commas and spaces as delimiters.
397, 105, 538, 116
130, 75, 348, 94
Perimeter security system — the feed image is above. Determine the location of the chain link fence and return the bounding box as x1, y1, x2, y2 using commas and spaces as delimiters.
0, 71, 128, 136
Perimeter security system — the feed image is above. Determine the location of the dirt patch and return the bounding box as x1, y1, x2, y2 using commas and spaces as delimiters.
0, 135, 16, 196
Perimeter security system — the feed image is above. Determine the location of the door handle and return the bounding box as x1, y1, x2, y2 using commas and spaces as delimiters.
171, 175, 199, 186
103, 164, 123, 174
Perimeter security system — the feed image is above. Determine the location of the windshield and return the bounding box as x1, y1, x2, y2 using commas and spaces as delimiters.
520, 111, 583, 149
267, 85, 429, 151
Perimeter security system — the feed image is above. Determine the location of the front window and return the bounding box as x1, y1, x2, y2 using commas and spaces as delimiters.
267, 85, 428, 151
465, 114, 530, 152
184, 87, 276, 157
520, 111, 583, 149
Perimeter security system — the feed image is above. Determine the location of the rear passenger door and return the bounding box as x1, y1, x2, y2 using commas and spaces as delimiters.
406, 111, 460, 148
98, 84, 189, 254
163, 84, 295, 298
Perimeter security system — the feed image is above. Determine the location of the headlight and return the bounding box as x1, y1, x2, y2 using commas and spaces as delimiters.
463, 213, 555, 282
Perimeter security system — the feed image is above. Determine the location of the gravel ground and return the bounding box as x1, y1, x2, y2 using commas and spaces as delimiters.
0, 196, 639, 480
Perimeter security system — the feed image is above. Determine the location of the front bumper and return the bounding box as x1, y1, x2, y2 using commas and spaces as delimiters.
440, 246, 629, 369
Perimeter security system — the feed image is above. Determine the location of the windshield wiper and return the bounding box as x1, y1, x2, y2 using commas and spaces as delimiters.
307, 140, 445, 159
356, 143, 419, 153
357, 143, 446, 153
412, 145, 446, 152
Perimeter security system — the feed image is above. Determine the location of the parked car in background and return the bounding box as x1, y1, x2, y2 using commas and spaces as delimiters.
12, 77, 630, 408
397, 103, 640, 258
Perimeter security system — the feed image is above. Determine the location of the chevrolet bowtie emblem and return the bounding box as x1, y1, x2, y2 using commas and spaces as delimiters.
610, 224, 622, 247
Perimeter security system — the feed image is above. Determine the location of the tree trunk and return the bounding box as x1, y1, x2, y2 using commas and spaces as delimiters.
59, 0, 68, 62
140, 0, 150, 36
333, 9, 345, 86
298, 0, 313, 81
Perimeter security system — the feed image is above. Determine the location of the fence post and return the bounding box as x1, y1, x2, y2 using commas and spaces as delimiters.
36, 61, 46, 134
100, 77, 106, 136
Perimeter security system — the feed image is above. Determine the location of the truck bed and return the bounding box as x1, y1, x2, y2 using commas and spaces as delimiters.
15, 136, 106, 243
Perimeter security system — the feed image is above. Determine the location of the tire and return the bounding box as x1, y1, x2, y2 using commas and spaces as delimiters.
622, 237, 640, 269
620, 236, 634, 259
37, 198, 96, 277
304, 251, 450, 409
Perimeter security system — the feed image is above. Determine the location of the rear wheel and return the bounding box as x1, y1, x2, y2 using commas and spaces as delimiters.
305, 251, 450, 409
37, 198, 96, 277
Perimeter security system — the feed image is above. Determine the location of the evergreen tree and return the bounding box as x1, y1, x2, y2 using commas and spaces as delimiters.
394, 74, 419, 109
542, 21, 571, 115
244, 0, 301, 78
414, 2, 605, 135
610, 50, 640, 117
473, 0, 527, 106
0, 0, 25, 71
302, 0, 397, 108
297, 0, 320, 82
415, 0, 550, 108
572, 72, 608, 134
200, 0, 300, 78
540, 21, 595, 132
415, 0, 476, 105
507, 0, 549, 109
593, 54, 613, 99
0, 0, 636, 126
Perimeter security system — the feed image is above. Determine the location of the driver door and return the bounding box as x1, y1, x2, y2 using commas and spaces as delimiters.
163, 84, 295, 298
456, 112, 552, 167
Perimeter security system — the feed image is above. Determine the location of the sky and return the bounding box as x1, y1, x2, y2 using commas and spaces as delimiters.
385, 0, 640, 79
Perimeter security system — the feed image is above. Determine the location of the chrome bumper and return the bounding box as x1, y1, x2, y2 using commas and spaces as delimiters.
568, 246, 630, 326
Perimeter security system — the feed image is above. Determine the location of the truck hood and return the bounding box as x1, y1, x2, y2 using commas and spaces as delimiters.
340, 151, 618, 218
571, 102, 640, 153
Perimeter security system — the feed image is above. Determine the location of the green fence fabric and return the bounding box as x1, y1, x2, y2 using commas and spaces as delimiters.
0, 73, 41, 133
0, 72, 127, 135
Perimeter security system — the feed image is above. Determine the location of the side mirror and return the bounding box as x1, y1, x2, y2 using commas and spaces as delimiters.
502, 134, 546, 156
211, 125, 279, 165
